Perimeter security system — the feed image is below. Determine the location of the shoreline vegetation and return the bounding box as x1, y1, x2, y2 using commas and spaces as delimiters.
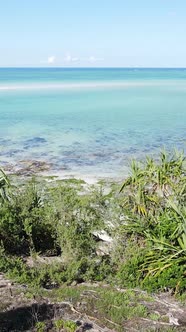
1, 150, 186, 331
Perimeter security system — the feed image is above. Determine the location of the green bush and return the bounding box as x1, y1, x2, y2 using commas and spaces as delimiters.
0, 182, 60, 255
142, 263, 186, 293
1, 151, 186, 293
117, 150, 186, 293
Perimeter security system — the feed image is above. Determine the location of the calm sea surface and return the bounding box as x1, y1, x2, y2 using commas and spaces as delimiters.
0, 68, 186, 179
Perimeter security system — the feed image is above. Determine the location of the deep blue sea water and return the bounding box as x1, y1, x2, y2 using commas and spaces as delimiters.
0, 68, 186, 179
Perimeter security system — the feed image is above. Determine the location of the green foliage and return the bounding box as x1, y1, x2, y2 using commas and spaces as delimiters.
0, 246, 26, 275
148, 312, 160, 321
84, 287, 148, 330
115, 239, 146, 288
1, 151, 186, 294
53, 319, 77, 332
53, 319, 78, 332
35, 321, 46, 332
0, 176, 114, 287
117, 150, 186, 293
142, 263, 186, 292
51, 184, 105, 260
0, 167, 10, 202
53, 319, 64, 331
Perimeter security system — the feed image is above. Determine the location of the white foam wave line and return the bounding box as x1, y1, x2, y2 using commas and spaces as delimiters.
0, 80, 176, 91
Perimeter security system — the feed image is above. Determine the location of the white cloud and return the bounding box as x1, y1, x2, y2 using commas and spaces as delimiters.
89, 56, 96, 63
88, 56, 104, 63
42, 54, 103, 66
64, 53, 79, 62
72, 57, 79, 62
47, 55, 56, 64
64, 54, 72, 62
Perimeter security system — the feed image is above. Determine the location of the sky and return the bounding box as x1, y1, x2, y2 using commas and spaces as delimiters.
0, 0, 186, 67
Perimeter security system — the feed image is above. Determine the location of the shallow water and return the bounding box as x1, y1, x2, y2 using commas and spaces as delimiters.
0, 68, 186, 179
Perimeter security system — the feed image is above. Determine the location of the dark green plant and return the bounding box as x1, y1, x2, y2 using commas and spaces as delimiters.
0, 180, 60, 255
118, 150, 186, 293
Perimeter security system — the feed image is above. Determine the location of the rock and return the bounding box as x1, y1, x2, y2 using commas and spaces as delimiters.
167, 313, 180, 326
92, 230, 113, 243
0, 283, 8, 288
96, 242, 112, 256
167, 312, 186, 326
15, 160, 52, 175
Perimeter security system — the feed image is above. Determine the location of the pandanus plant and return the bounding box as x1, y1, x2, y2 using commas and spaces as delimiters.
141, 200, 186, 288
0, 168, 10, 201
119, 151, 186, 290
120, 150, 186, 215
119, 160, 149, 216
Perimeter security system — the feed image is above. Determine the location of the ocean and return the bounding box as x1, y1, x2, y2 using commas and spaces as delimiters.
0, 68, 186, 180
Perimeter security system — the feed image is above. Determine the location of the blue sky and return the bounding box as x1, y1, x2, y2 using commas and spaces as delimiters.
0, 0, 186, 67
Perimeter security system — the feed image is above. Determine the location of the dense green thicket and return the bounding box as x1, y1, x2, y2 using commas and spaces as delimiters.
0, 151, 186, 293
116, 151, 186, 293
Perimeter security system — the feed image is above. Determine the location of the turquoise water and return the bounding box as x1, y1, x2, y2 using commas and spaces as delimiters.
0, 68, 186, 179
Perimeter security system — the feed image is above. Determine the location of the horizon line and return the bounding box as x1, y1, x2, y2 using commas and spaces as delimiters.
0, 66, 186, 69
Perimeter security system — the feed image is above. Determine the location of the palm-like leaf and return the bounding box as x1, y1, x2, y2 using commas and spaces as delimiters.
0, 168, 10, 201
119, 151, 186, 286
